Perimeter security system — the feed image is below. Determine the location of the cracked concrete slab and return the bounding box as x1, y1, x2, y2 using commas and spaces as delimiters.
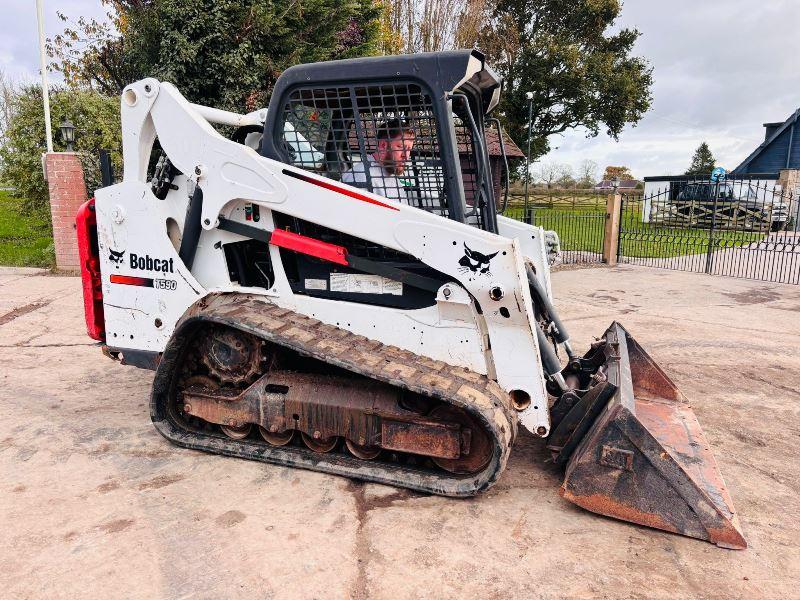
1, 266, 799, 599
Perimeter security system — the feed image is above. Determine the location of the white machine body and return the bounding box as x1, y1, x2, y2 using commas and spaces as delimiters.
95, 78, 559, 436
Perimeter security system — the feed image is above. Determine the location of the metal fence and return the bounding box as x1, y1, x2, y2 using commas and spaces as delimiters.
619, 177, 800, 284
505, 191, 608, 264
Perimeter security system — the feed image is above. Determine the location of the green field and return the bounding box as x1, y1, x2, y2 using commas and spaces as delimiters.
0, 191, 55, 268
504, 201, 764, 259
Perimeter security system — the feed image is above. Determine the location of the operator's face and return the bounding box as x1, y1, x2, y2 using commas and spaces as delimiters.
378, 132, 415, 175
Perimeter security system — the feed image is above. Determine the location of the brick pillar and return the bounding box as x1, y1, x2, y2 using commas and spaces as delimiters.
778, 169, 800, 198
777, 169, 800, 232
45, 152, 88, 272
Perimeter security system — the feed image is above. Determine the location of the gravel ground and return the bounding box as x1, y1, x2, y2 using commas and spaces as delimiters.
1, 265, 798, 599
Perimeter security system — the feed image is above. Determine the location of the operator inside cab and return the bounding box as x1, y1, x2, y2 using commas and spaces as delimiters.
341, 119, 415, 204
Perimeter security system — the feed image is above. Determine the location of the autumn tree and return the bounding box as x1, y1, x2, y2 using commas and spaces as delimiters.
685, 142, 716, 176
602, 165, 634, 181
382, 0, 491, 53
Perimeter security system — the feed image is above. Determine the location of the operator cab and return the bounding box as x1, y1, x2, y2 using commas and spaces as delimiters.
260, 50, 505, 233
221, 51, 509, 309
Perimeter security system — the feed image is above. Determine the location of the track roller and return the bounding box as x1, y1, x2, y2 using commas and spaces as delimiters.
259, 427, 294, 446
346, 439, 381, 460
301, 432, 338, 453
220, 423, 252, 439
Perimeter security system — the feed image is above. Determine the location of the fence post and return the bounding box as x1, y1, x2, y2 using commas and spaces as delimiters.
704, 180, 720, 274
603, 192, 622, 265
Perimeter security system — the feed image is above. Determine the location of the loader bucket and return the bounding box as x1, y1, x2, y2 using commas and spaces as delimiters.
556, 323, 746, 549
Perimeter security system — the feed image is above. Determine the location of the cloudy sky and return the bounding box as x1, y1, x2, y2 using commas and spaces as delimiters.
3, 1, 799, 179
544, 0, 800, 178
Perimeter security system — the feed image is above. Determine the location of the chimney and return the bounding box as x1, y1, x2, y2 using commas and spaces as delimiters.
763, 122, 783, 142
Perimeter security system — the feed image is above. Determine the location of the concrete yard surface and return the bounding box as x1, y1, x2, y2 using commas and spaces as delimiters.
1, 265, 799, 599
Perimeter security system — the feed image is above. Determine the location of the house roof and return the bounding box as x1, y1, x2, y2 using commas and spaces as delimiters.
456, 128, 525, 158
595, 179, 639, 190
733, 107, 800, 174
488, 129, 525, 157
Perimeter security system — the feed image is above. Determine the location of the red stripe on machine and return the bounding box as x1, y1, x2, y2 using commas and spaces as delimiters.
110, 274, 154, 287
282, 169, 400, 211
270, 229, 349, 266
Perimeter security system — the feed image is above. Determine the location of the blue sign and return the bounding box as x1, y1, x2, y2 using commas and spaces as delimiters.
710, 167, 727, 182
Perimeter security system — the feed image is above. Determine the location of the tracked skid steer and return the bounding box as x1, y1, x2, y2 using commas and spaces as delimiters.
77, 50, 745, 548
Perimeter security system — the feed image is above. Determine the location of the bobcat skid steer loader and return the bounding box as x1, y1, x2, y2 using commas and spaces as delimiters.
76, 50, 745, 548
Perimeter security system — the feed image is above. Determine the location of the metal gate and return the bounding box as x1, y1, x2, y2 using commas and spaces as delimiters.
618, 177, 800, 284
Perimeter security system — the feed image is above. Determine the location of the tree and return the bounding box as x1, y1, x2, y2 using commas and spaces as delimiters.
0, 86, 122, 214
0, 68, 17, 148
556, 164, 575, 188
602, 165, 633, 181
47, 2, 143, 96
685, 142, 716, 176
466, 0, 652, 160
577, 159, 598, 188
533, 161, 562, 188
384, 0, 492, 53
49, 0, 383, 111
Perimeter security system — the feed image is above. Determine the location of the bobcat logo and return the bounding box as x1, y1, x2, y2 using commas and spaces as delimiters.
458, 243, 498, 275
109, 249, 125, 264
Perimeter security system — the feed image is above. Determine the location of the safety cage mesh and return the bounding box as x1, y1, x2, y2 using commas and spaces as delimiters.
277, 82, 460, 219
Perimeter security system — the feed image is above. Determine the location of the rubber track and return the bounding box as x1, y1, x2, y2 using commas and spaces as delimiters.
150, 293, 517, 496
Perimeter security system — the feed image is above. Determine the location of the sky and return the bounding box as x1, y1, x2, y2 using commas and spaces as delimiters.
3, 0, 799, 179
543, 0, 800, 179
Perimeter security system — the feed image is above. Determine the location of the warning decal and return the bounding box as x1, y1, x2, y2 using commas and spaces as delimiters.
329, 273, 403, 295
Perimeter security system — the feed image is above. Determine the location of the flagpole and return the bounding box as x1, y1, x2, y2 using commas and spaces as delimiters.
36, 0, 54, 153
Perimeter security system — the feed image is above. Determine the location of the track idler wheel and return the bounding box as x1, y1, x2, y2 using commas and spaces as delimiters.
301, 432, 338, 453
201, 327, 263, 385
428, 405, 492, 474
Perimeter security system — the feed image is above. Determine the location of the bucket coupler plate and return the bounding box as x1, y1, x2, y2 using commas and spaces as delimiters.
558, 322, 746, 549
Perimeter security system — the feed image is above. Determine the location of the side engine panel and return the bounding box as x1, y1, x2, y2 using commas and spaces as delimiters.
94, 179, 490, 374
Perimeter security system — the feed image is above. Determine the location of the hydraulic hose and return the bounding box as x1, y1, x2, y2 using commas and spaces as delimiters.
536, 323, 567, 392
526, 264, 574, 357
535, 323, 562, 375
178, 185, 204, 271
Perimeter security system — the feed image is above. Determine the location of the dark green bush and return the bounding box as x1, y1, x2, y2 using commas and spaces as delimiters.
0, 86, 122, 216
